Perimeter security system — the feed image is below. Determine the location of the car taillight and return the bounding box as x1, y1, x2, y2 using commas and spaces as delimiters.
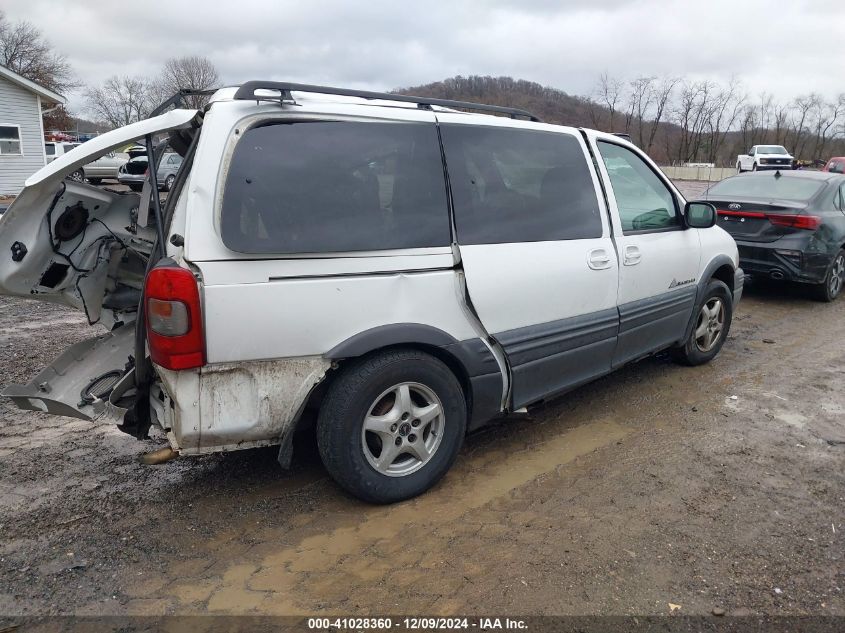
144, 264, 205, 370
767, 214, 821, 230
717, 210, 821, 230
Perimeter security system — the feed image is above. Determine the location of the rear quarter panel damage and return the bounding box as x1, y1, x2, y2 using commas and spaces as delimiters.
155, 357, 331, 455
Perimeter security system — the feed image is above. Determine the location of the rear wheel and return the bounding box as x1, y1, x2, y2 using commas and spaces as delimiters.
164, 175, 176, 191
67, 169, 84, 182
812, 250, 845, 302
736, 163, 743, 173
317, 349, 466, 504
672, 279, 733, 366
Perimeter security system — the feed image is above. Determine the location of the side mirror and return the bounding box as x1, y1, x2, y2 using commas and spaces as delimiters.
685, 201, 717, 229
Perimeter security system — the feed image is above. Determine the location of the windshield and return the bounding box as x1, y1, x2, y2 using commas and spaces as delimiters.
757, 146, 788, 155
706, 175, 823, 202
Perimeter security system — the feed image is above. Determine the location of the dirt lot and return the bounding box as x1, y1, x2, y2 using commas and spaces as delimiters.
0, 180, 843, 618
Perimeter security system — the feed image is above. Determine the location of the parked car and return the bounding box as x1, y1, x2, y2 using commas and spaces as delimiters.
44, 141, 79, 163
67, 151, 128, 185
0, 82, 742, 503
703, 170, 845, 301
117, 152, 182, 191
822, 157, 845, 174
736, 145, 794, 172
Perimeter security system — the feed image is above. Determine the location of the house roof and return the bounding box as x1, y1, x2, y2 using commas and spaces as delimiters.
0, 64, 65, 105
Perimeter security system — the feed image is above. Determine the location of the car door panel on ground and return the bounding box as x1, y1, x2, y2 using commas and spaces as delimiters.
585, 134, 701, 368
437, 116, 619, 409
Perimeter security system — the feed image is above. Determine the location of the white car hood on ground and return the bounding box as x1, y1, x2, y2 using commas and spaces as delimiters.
25, 109, 198, 188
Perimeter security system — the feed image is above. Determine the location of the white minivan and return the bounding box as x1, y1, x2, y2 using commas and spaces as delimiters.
0, 82, 743, 503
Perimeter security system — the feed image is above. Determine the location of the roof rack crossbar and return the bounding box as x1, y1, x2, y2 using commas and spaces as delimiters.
232, 81, 541, 122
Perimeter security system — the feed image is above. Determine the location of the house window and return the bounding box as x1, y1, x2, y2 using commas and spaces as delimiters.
0, 125, 22, 155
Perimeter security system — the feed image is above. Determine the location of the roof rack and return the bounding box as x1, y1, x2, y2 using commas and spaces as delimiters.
232, 80, 541, 122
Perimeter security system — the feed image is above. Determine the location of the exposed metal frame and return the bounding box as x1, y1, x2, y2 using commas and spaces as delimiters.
149, 88, 217, 118
232, 80, 541, 122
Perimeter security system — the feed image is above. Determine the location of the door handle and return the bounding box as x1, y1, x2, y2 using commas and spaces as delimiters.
587, 248, 612, 270
624, 245, 642, 266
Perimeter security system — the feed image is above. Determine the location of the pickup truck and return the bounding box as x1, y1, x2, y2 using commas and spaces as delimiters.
736, 145, 794, 172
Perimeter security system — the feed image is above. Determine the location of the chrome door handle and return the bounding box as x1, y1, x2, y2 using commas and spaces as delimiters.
587, 248, 612, 270
624, 245, 642, 266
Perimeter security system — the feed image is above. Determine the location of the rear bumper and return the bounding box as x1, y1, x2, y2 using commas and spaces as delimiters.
736, 241, 830, 284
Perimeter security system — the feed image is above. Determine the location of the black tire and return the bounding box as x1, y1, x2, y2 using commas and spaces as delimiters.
812, 250, 845, 302
128, 184, 143, 192
316, 349, 466, 504
736, 163, 743, 174
164, 175, 176, 192
88, 178, 102, 185
67, 169, 84, 182
671, 279, 733, 366
751, 163, 758, 172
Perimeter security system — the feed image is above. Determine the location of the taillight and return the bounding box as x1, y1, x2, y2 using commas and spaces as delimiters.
144, 264, 205, 370
767, 214, 821, 230
717, 210, 821, 230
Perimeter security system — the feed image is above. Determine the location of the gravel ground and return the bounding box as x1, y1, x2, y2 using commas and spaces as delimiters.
0, 181, 842, 618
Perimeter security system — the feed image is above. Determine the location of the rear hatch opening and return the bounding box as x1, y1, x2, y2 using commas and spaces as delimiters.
0, 107, 200, 427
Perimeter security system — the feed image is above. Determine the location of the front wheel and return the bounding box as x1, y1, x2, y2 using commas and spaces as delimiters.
317, 349, 466, 504
812, 250, 845, 302
672, 280, 733, 366
164, 175, 176, 191
67, 169, 84, 182
751, 163, 758, 172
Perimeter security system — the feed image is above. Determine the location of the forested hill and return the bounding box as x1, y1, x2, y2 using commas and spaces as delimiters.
393, 76, 599, 128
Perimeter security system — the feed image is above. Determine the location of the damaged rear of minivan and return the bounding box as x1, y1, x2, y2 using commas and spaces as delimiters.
0, 107, 202, 444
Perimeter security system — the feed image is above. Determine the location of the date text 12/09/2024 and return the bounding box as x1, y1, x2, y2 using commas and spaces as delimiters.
307, 617, 528, 630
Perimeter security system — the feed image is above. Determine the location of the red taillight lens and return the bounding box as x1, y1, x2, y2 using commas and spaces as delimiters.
144, 265, 205, 370
767, 214, 821, 230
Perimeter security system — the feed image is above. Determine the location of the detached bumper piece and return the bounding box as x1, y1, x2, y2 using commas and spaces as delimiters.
1, 324, 135, 421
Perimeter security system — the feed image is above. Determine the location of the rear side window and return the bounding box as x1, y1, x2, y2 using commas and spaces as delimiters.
440, 125, 602, 244
221, 121, 450, 254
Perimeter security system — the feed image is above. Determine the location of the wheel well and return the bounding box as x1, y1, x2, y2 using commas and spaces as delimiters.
711, 264, 735, 292
299, 343, 474, 427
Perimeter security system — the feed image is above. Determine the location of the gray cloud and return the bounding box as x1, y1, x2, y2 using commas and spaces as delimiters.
4, 0, 845, 114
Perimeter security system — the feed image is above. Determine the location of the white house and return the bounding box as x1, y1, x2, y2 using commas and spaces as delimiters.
0, 64, 65, 196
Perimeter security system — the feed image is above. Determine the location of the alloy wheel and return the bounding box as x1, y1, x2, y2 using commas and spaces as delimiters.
361, 382, 444, 477
694, 297, 725, 353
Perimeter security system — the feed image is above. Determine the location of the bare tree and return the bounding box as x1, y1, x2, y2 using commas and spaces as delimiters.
790, 94, 820, 159
704, 79, 746, 164
628, 76, 656, 147
0, 10, 77, 94
154, 55, 220, 109
645, 76, 679, 153
594, 72, 624, 131
773, 102, 791, 145
84, 76, 152, 128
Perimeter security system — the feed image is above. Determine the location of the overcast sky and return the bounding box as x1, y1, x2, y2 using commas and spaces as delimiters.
4, 0, 845, 114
